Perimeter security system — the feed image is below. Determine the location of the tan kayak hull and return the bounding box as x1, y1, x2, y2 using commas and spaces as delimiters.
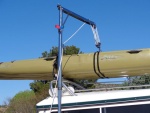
0, 48, 150, 80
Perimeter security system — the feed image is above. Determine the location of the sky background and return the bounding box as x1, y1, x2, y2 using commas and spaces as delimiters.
0, 0, 150, 104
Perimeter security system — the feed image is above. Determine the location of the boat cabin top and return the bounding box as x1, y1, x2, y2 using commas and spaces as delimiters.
36, 88, 150, 113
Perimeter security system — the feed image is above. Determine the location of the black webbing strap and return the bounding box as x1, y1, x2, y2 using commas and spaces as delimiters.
96, 52, 105, 78
52, 56, 58, 80
93, 51, 105, 78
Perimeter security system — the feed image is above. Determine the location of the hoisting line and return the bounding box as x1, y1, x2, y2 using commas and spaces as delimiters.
63, 23, 86, 44
50, 48, 64, 113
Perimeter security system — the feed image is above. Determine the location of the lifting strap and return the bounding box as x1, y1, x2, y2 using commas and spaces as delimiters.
93, 51, 106, 78
91, 26, 101, 49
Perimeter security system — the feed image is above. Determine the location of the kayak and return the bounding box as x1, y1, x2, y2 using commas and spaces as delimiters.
0, 48, 150, 80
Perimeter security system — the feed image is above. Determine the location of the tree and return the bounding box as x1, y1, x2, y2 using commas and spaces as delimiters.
72, 79, 97, 89
41, 45, 83, 58
5, 90, 37, 113
123, 75, 150, 86
63, 45, 82, 55
30, 80, 49, 102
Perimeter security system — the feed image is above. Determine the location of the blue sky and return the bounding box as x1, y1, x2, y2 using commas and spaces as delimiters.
0, 0, 150, 104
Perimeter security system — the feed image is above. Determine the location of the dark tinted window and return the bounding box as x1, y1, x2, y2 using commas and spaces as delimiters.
53, 108, 99, 113
102, 104, 150, 113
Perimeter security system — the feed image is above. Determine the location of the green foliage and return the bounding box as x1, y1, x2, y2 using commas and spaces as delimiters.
30, 81, 49, 101
41, 45, 83, 57
13, 90, 35, 101
72, 79, 97, 89
50, 46, 58, 56
123, 75, 150, 86
64, 45, 81, 55
5, 90, 37, 113
42, 51, 49, 57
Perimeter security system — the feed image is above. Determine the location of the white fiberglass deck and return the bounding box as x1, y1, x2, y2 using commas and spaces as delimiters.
36, 88, 150, 113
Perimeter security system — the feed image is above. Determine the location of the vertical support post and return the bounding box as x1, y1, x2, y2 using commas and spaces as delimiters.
58, 5, 63, 113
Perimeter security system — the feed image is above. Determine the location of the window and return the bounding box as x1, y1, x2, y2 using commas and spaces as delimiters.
53, 108, 100, 113
102, 104, 150, 113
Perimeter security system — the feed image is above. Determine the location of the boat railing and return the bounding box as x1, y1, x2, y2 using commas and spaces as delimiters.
49, 79, 85, 97
75, 84, 150, 93
49, 79, 150, 97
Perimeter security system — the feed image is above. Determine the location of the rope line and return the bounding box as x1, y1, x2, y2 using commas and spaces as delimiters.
49, 48, 63, 113
63, 23, 85, 44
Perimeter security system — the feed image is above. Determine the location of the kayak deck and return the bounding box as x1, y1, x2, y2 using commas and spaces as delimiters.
0, 48, 150, 80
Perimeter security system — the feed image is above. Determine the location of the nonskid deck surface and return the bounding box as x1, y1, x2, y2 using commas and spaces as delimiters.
0, 48, 150, 80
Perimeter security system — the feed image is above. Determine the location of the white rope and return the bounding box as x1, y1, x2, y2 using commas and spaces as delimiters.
49, 93, 56, 113
63, 23, 85, 44
49, 48, 64, 113
56, 47, 63, 83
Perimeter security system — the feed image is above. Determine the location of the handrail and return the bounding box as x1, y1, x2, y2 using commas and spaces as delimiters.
49, 79, 85, 97
75, 84, 150, 93
50, 79, 150, 96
